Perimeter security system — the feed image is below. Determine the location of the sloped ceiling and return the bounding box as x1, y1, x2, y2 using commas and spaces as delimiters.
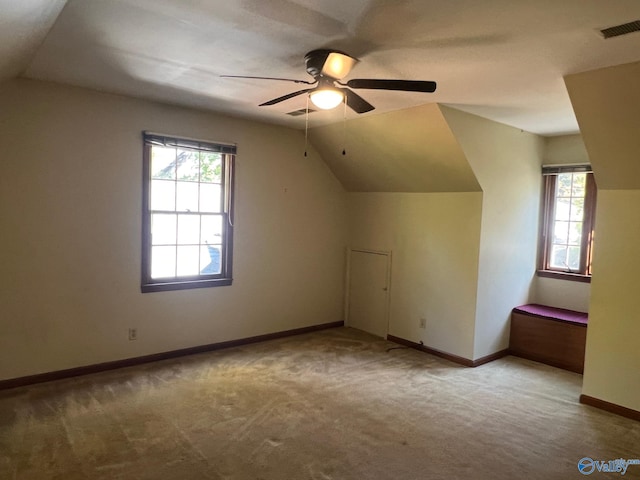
2, 1, 640, 135
0, 0, 66, 81
565, 60, 640, 190
309, 103, 480, 192
3, 1, 640, 195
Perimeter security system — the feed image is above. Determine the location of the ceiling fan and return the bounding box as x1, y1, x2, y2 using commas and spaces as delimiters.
221, 49, 437, 114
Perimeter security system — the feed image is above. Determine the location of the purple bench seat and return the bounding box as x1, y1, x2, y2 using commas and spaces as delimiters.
512, 303, 588, 326
509, 304, 588, 374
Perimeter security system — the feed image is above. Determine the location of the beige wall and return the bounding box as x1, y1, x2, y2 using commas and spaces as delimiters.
315, 104, 545, 361
441, 107, 543, 359
311, 103, 483, 359
582, 190, 640, 410
543, 134, 589, 166
310, 103, 484, 359
0, 79, 348, 381
565, 60, 640, 411
348, 192, 482, 359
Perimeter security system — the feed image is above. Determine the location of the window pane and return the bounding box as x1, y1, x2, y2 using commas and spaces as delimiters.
200, 183, 222, 213
553, 221, 569, 244
200, 153, 222, 183
177, 246, 200, 276
176, 181, 199, 212
572, 173, 586, 197
200, 245, 222, 275
540, 170, 595, 277
554, 198, 570, 221
568, 222, 582, 245
177, 214, 200, 245
570, 198, 584, 221
143, 134, 234, 291
150, 180, 175, 211
550, 245, 568, 269
151, 146, 176, 179
201, 215, 223, 245
556, 173, 572, 197
176, 149, 200, 181
151, 246, 176, 278
151, 213, 177, 245
568, 246, 581, 270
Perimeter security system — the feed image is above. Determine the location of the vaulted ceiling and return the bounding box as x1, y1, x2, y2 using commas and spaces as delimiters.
310, 104, 480, 192
2, 0, 640, 136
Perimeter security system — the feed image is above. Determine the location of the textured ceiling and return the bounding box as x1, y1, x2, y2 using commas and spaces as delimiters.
2, 0, 640, 135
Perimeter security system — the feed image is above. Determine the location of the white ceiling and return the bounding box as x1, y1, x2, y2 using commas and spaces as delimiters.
2, 0, 640, 136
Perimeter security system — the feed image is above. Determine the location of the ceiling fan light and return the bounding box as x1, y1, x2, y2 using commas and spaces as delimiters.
322, 52, 358, 79
309, 88, 344, 110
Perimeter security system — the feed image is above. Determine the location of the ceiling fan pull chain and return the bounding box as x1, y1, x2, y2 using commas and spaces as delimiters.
342, 94, 347, 156
304, 94, 309, 157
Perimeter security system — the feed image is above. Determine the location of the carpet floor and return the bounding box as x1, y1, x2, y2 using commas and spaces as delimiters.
1, 327, 639, 479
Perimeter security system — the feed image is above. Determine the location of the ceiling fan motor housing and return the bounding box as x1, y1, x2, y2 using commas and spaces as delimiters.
305, 49, 345, 79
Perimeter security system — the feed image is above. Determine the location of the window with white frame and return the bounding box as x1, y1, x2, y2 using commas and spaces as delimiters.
141, 132, 235, 292
538, 165, 596, 280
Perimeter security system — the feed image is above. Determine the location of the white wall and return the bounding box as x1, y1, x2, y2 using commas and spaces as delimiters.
441, 107, 543, 359
532, 277, 590, 312
348, 192, 482, 359
0, 79, 348, 381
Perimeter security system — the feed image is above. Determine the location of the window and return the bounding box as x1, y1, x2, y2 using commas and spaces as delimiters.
538, 165, 596, 280
141, 132, 236, 292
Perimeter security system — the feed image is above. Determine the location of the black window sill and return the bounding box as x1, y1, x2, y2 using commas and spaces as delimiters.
536, 270, 591, 283
141, 277, 232, 293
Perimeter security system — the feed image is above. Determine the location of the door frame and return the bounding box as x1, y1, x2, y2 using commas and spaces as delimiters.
344, 247, 392, 337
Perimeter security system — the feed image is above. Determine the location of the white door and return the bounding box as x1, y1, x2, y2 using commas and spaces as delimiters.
347, 249, 390, 338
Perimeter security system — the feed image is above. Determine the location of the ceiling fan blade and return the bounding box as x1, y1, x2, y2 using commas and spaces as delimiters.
343, 88, 375, 114
346, 79, 437, 93
259, 88, 313, 106
221, 75, 315, 85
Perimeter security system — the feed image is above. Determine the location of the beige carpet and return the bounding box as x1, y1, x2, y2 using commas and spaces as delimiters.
1, 327, 639, 480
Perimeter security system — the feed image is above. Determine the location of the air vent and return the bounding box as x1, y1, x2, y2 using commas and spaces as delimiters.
286, 108, 316, 116
600, 20, 640, 39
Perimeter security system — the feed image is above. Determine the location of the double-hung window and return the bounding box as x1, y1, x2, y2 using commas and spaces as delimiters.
141, 132, 236, 292
538, 165, 596, 280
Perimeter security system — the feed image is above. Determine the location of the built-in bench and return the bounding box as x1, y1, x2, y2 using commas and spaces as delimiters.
509, 304, 588, 374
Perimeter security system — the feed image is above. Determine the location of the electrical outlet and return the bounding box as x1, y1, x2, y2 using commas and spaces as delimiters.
128, 328, 137, 341
419, 318, 426, 329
